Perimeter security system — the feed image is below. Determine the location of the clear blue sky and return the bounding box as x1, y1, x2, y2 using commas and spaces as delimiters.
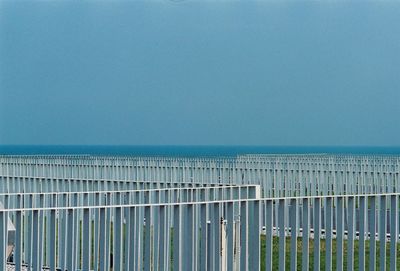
0, 1, 399, 146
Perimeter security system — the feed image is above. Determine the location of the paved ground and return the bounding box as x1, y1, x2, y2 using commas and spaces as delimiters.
6, 264, 56, 271
7, 264, 29, 271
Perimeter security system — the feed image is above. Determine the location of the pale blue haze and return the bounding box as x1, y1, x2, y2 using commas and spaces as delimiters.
1, 1, 399, 146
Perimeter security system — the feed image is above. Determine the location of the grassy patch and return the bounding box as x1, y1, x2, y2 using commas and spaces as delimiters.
260, 235, 400, 270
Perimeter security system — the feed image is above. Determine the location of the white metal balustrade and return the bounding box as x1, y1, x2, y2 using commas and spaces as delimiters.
1, 155, 400, 270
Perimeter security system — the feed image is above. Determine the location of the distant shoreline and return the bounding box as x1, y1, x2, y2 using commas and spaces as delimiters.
1, 145, 400, 156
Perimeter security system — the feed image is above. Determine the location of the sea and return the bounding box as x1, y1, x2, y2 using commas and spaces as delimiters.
0, 145, 400, 157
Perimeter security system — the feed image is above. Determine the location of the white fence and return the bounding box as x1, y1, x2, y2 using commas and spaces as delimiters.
1, 155, 400, 270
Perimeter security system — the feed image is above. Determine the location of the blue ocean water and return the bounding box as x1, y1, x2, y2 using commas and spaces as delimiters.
0, 145, 400, 157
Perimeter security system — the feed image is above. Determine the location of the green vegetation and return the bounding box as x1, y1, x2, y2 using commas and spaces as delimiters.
260, 235, 400, 270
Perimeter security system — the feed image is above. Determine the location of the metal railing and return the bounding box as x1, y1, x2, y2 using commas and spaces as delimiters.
1, 155, 400, 270
1, 192, 400, 270
1, 155, 400, 197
